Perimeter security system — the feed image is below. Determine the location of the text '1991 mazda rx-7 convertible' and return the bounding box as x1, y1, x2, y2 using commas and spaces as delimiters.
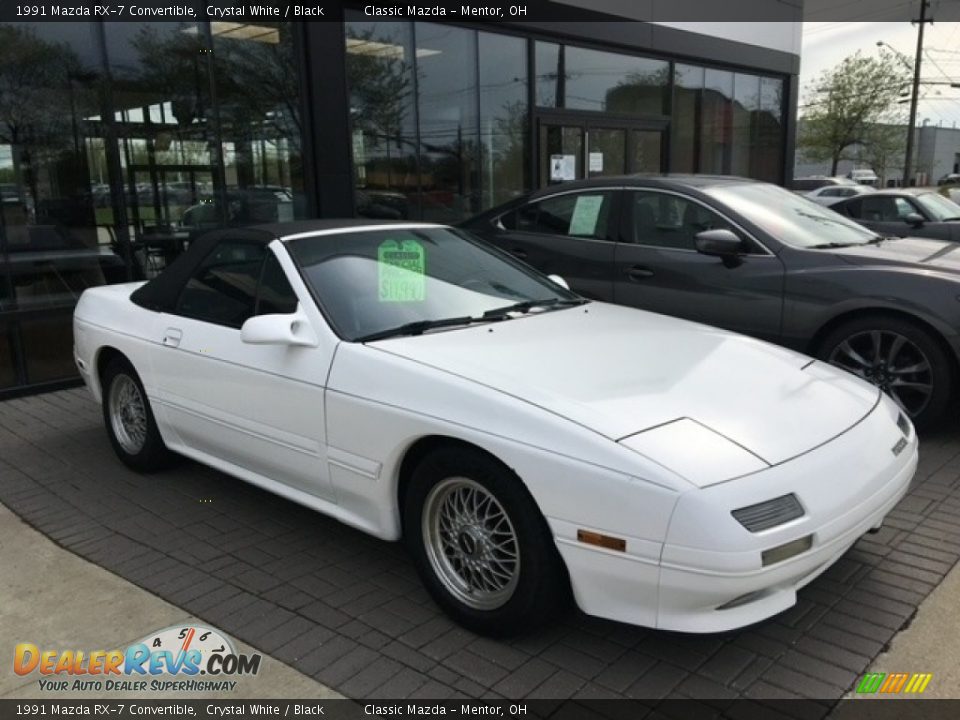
73, 220, 917, 635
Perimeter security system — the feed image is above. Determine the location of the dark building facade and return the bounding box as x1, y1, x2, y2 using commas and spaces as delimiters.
0, 13, 800, 397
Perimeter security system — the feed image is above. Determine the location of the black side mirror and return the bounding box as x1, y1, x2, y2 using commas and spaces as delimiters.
904, 212, 925, 228
695, 229, 744, 258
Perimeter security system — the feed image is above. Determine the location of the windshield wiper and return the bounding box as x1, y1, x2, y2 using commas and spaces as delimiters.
356, 316, 479, 343
807, 242, 860, 249
866, 235, 898, 244
481, 298, 585, 320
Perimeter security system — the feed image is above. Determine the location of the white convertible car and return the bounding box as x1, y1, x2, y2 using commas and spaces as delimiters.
73, 220, 918, 635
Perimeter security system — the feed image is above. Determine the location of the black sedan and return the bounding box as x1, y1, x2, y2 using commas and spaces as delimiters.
462, 175, 960, 429
830, 188, 960, 242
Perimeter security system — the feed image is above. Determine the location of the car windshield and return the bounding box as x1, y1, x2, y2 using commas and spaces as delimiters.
287, 226, 582, 341
915, 192, 960, 221
704, 183, 878, 248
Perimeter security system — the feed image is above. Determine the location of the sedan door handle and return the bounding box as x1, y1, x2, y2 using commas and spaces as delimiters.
626, 265, 654, 281
509, 248, 528, 260
162, 328, 182, 348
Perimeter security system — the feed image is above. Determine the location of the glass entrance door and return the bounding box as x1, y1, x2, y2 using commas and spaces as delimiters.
539, 118, 664, 187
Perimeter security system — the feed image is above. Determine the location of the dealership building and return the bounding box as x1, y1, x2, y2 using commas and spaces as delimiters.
0, 8, 801, 397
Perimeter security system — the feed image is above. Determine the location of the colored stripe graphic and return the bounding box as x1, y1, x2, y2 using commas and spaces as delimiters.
904, 673, 933, 694
856, 673, 885, 693
856, 672, 932, 694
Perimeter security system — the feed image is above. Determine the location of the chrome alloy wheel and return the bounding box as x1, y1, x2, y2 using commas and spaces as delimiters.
828, 330, 933, 418
422, 477, 520, 610
108, 374, 148, 454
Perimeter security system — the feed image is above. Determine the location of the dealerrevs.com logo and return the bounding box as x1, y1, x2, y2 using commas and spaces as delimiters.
14, 625, 261, 693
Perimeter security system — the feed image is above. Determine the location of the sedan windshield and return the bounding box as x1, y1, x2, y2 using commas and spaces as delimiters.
287, 226, 582, 341
915, 192, 960, 221
704, 183, 878, 248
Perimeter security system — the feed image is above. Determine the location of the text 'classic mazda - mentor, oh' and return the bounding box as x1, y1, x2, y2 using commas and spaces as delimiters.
73, 220, 917, 635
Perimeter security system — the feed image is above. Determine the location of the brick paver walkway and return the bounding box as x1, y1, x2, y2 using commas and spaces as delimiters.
2, 389, 960, 704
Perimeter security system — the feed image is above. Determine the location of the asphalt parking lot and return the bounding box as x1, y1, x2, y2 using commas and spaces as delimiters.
2, 389, 960, 705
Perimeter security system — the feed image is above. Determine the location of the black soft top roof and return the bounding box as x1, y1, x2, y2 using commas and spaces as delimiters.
129, 220, 438, 313
130, 227, 277, 313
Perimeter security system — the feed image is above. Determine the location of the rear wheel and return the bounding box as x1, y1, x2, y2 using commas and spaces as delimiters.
404, 445, 568, 636
102, 358, 172, 472
817, 315, 953, 430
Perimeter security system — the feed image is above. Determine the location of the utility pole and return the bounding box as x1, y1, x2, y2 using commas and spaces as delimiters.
903, 0, 932, 187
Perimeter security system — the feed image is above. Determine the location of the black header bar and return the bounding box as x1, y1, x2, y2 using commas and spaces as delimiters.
5, 0, 960, 23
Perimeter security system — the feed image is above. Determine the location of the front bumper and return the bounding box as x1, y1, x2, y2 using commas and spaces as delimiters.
554, 396, 917, 633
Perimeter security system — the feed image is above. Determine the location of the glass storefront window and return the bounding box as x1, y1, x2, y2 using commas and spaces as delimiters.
672, 64, 703, 174
535, 42, 668, 116
757, 77, 784, 183
701, 69, 733, 175
478, 32, 528, 209
212, 22, 306, 229
732, 73, 760, 177
345, 16, 418, 221
0, 20, 309, 393
415, 23, 479, 224
345, 18, 528, 223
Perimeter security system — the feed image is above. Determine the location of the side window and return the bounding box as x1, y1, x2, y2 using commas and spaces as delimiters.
842, 198, 863, 217
894, 197, 917, 219
176, 241, 265, 328
860, 197, 912, 222
499, 203, 538, 232
631, 191, 740, 251
528, 192, 614, 239
256, 252, 299, 316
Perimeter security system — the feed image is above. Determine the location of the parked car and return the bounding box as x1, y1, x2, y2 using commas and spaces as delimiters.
937, 173, 960, 186
74, 219, 916, 635
847, 168, 879, 186
463, 175, 960, 428
940, 185, 960, 205
791, 176, 857, 193
830, 188, 960, 242
806, 184, 875, 207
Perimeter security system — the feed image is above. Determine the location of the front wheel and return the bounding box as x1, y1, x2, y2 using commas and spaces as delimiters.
102, 358, 173, 472
404, 446, 568, 636
817, 315, 954, 430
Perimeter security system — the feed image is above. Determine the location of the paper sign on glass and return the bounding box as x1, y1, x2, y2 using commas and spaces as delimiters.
378, 238, 426, 302
589, 152, 604, 172
550, 154, 576, 182
569, 195, 605, 236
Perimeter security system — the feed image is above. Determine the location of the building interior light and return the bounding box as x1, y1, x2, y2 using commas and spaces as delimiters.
345, 37, 441, 60
182, 23, 280, 44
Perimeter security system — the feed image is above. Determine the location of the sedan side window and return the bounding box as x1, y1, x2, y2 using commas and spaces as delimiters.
176, 241, 265, 328
858, 196, 913, 222
631, 191, 741, 251
502, 192, 614, 240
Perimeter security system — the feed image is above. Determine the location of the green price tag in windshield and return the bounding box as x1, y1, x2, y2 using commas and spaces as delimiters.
378, 238, 426, 302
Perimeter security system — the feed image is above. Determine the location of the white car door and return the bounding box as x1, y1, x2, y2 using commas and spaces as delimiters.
149, 235, 337, 500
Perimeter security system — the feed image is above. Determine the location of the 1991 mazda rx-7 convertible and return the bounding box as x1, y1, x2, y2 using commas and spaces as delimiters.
73, 220, 917, 635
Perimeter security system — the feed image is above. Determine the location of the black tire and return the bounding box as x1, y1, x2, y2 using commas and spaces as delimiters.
101, 357, 173, 472
816, 315, 954, 431
404, 445, 568, 637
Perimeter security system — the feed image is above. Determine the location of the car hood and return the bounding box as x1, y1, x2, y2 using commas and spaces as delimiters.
373, 303, 880, 480
833, 236, 960, 271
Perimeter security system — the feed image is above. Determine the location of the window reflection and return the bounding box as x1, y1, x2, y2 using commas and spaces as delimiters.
0, 19, 306, 390
345, 17, 418, 221
344, 18, 528, 223
536, 43, 668, 115
701, 69, 733, 175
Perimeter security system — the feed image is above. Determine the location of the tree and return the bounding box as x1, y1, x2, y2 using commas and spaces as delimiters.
799, 51, 908, 175
859, 123, 905, 185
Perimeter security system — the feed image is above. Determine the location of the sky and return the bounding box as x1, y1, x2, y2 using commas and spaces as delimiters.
801, 21, 960, 127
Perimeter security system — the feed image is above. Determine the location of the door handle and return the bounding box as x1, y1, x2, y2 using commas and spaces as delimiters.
162, 328, 182, 348
510, 248, 528, 260
626, 265, 654, 281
